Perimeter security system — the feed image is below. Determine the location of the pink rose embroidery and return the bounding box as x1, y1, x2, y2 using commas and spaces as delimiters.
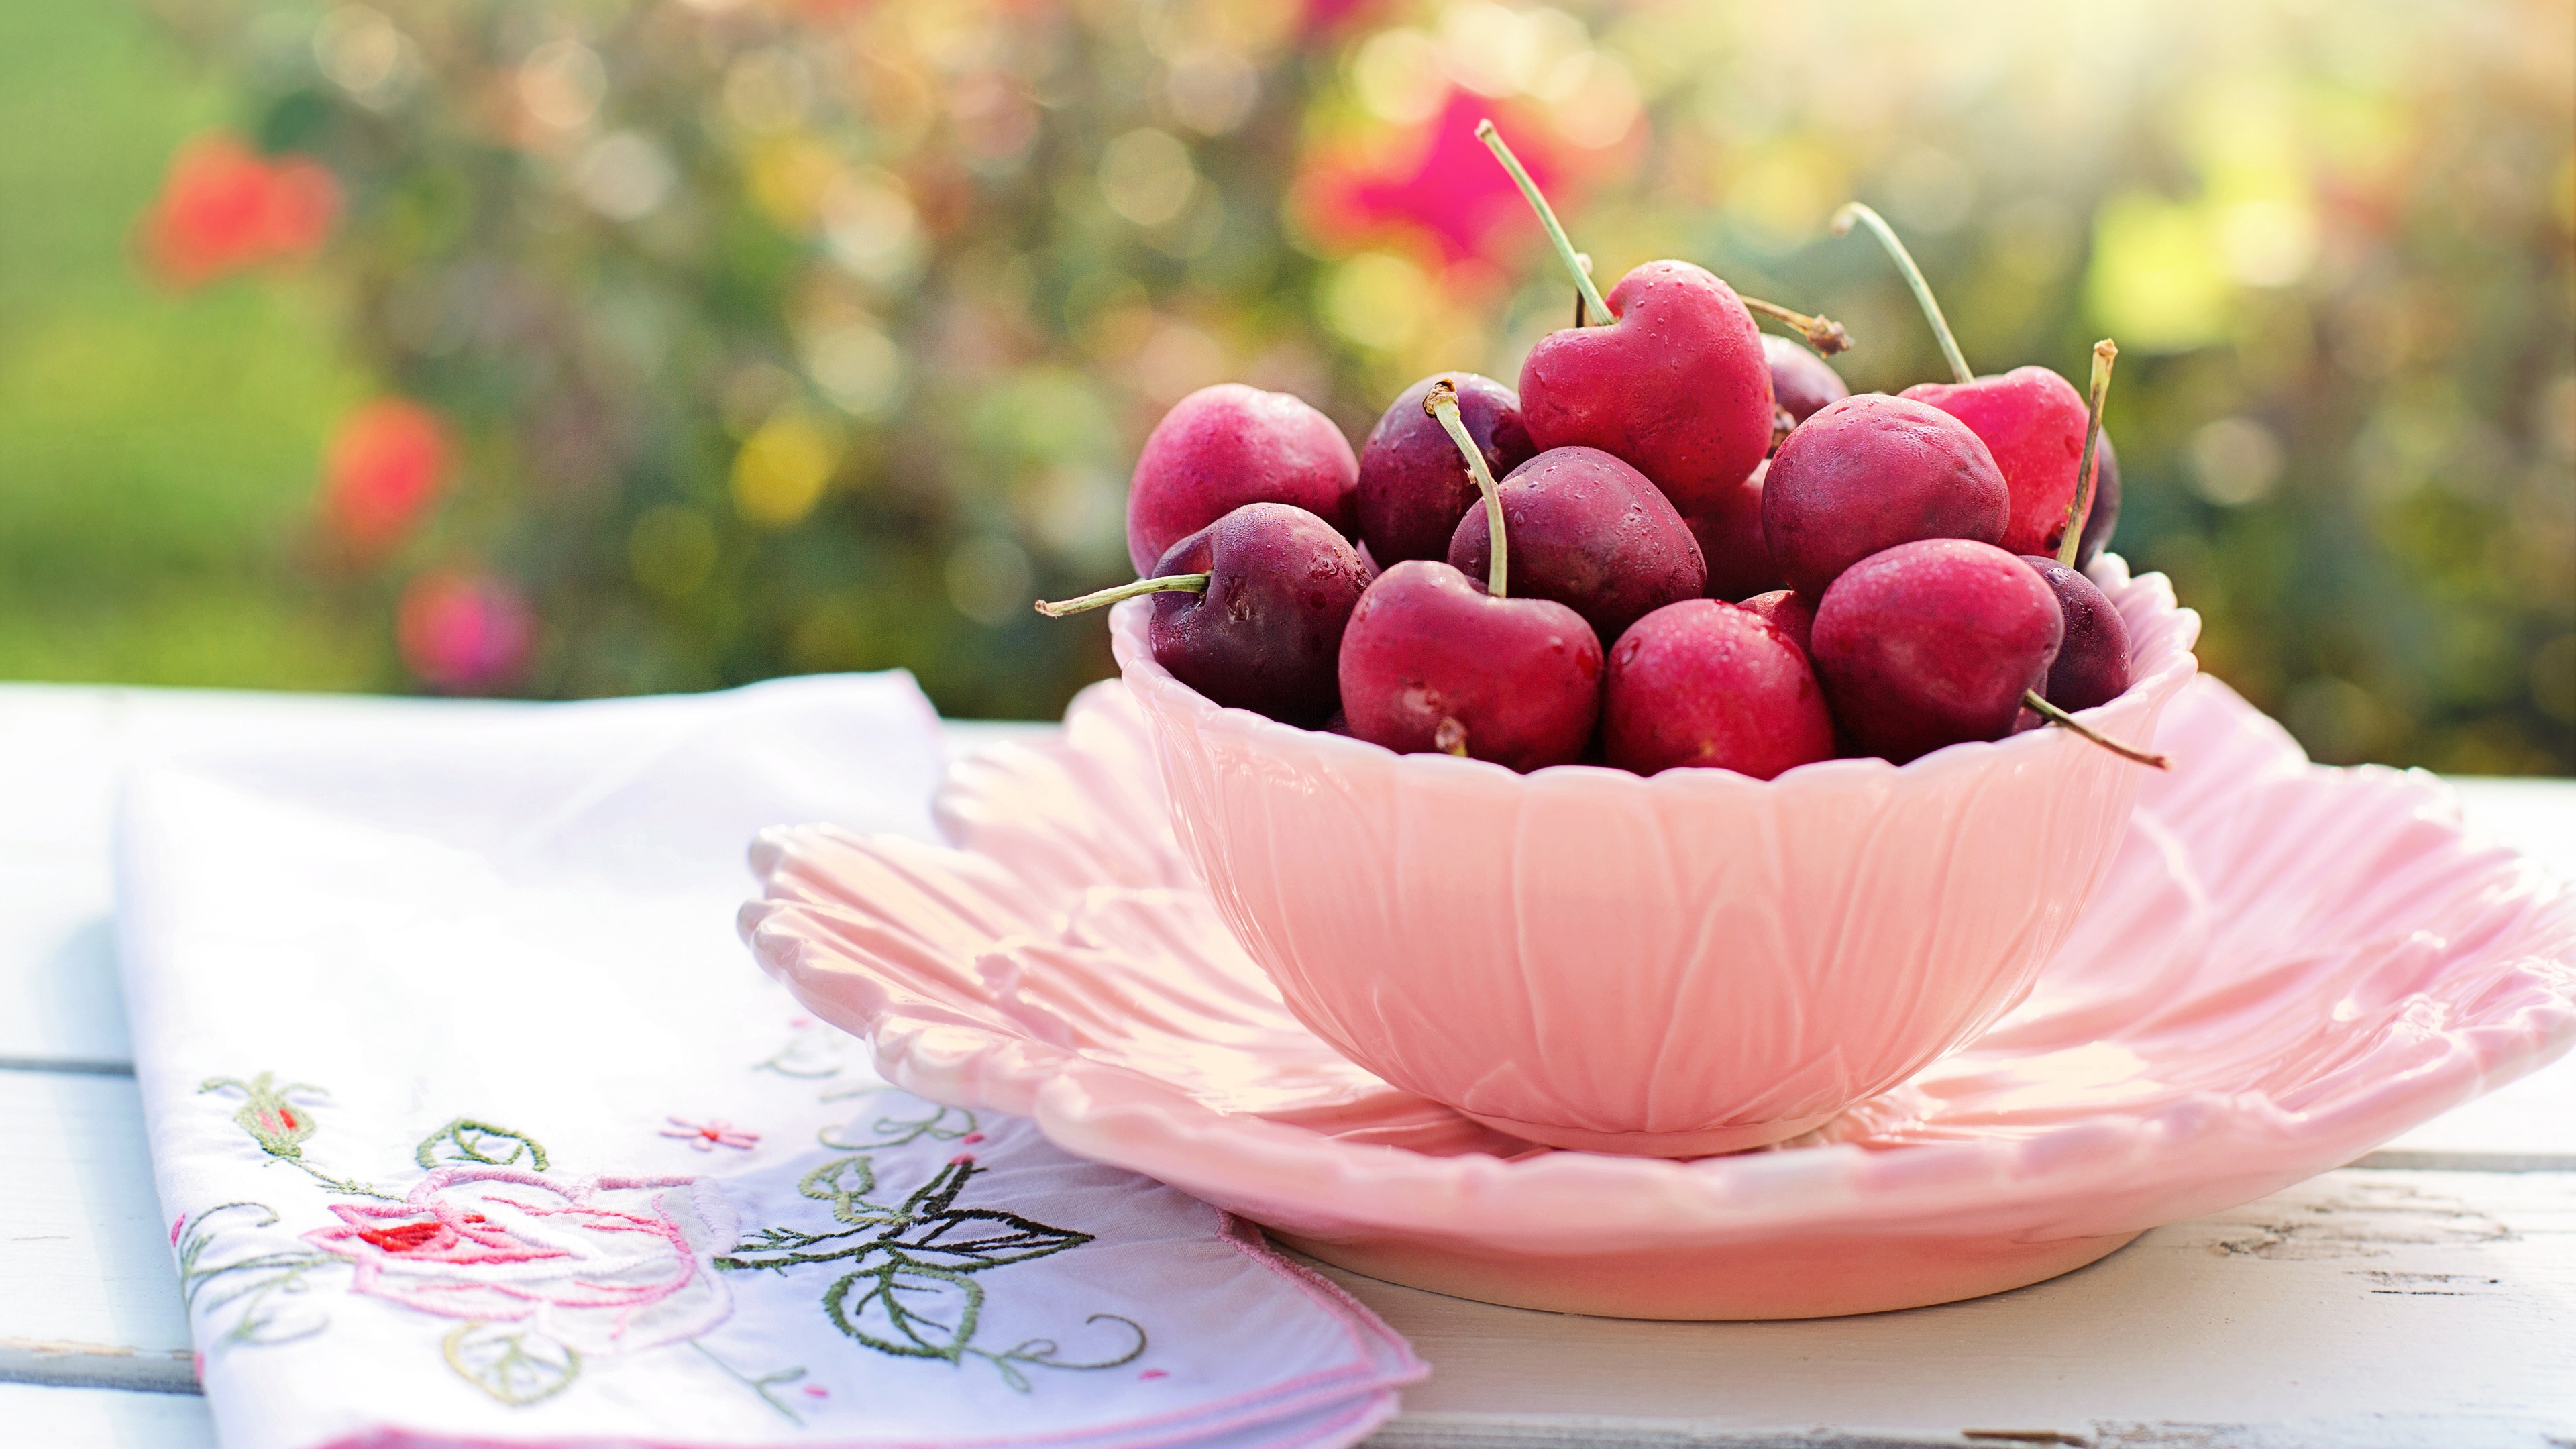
304, 1167, 735, 1356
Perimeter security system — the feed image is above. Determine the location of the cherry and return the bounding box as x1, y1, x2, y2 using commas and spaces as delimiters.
1479, 121, 1847, 516
1684, 460, 1784, 602
1336, 386, 1605, 771
1338, 563, 1602, 771
1038, 502, 1368, 726
1809, 537, 2063, 763
1836, 203, 2100, 558
1126, 382, 1358, 575
1737, 588, 1817, 657
1760, 394, 2009, 596
1448, 443, 1705, 643
1764, 333, 1849, 432
1356, 372, 1536, 566
2020, 555, 2131, 712
1601, 600, 1835, 779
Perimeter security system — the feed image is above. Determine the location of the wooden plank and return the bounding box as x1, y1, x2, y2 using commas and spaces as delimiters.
0, 1071, 193, 1395
0, 1383, 215, 1446
1335, 1167, 2576, 1447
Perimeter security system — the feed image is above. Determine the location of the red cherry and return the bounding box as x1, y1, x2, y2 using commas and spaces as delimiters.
1737, 588, 1817, 657
1683, 460, 1784, 602
1337, 561, 1601, 772
1356, 372, 1534, 565
1601, 600, 1834, 779
1809, 539, 2062, 763
1835, 204, 2116, 562
1903, 366, 2090, 557
1126, 384, 1357, 575
1447, 445, 1705, 643
1517, 259, 1775, 515
1760, 394, 2008, 597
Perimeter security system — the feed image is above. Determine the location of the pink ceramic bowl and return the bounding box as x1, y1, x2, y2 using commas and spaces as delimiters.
1109, 560, 2202, 1157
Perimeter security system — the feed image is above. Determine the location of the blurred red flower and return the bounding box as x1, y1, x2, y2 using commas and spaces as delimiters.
398, 572, 534, 693
140, 133, 339, 288
1298, 94, 1576, 266
322, 399, 454, 554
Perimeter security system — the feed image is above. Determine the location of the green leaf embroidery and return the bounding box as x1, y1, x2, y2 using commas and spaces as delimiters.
415, 1117, 549, 1171
176, 1202, 339, 1346
719, 1151, 1145, 1389
199, 1073, 395, 1199
815, 1089, 978, 1150
200, 1073, 321, 1159
687, 1340, 810, 1425
829, 1261, 983, 1362
443, 1322, 580, 1406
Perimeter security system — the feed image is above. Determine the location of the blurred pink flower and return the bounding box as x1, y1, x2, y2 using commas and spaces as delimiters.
1299, 95, 1576, 266
323, 399, 453, 554
398, 571, 534, 693
139, 133, 338, 288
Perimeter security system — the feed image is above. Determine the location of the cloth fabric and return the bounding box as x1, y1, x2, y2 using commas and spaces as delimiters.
113, 674, 1422, 1449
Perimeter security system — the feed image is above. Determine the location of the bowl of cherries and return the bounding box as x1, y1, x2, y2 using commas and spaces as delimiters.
1040, 126, 2200, 1158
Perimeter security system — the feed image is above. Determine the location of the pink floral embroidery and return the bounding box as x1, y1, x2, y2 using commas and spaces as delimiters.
303, 1167, 735, 1356
662, 1116, 759, 1152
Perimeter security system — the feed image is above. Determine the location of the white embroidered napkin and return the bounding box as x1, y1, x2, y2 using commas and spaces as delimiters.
114, 674, 1421, 1449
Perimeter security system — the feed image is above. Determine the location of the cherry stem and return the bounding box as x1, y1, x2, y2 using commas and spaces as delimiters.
2022, 690, 2169, 769
2056, 339, 2118, 569
1477, 119, 1611, 329
1573, 252, 1592, 327
1425, 378, 1509, 598
1833, 202, 1971, 384
1033, 572, 1210, 617
1739, 297, 1854, 356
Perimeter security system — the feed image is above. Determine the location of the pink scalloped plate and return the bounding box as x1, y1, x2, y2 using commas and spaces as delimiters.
740, 673, 2576, 1320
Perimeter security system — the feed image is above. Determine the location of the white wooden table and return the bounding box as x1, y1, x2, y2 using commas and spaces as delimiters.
4, 682, 2571, 1448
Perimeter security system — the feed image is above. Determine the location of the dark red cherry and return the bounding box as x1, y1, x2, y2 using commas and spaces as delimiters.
2019, 555, 2132, 712
1126, 383, 1357, 574
1760, 394, 2009, 597
1040, 502, 1368, 726
1337, 561, 1601, 772
1601, 600, 1835, 779
1764, 333, 1849, 427
1684, 460, 1784, 601
1809, 538, 2063, 763
1737, 588, 1817, 657
1448, 445, 1705, 643
1356, 372, 1535, 566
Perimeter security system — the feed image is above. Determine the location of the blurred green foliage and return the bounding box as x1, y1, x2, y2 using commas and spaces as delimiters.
2, 0, 2569, 773
0, 3, 376, 689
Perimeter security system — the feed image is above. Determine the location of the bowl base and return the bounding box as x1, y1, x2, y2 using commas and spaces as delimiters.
1274, 1226, 2143, 1320
1457, 1107, 1842, 1157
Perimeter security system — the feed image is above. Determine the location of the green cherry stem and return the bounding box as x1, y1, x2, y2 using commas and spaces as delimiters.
1833, 201, 1971, 384
1739, 297, 1854, 356
1426, 378, 1509, 598
2056, 338, 2118, 569
1033, 572, 1210, 617
2023, 688, 2169, 768
1477, 119, 1611, 329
